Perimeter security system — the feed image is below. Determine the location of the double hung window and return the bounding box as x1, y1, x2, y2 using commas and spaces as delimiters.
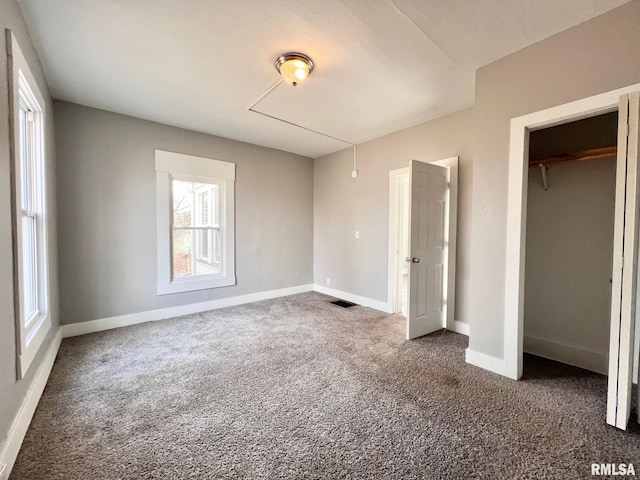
9, 32, 51, 378
156, 150, 235, 294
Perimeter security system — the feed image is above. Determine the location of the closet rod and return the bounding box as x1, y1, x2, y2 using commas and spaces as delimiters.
529, 146, 617, 167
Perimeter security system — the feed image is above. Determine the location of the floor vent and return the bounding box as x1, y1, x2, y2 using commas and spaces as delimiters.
331, 300, 357, 308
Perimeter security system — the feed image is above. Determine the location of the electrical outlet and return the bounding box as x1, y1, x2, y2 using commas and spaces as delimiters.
355, 231, 360, 239
326, 278, 331, 286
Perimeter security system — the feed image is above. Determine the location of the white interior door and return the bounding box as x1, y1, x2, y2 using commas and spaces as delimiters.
607, 91, 640, 430
406, 160, 449, 340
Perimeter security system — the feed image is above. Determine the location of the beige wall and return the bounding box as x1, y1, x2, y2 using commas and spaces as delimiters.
314, 107, 474, 325
469, 1, 640, 359
524, 113, 617, 372
0, 0, 59, 449
55, 101, 314, 325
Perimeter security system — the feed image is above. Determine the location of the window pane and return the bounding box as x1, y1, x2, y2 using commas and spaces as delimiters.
171, 178, 223, 280
19, 98, 39, 326
172, 228, 193, 278
22, 215, 38, 323
172, 180, 194, 228
195, 229, 220, 275
199, 228, 209, 259
19, 104, 33, 212
195, 228, 221, 266
172, 228, 221, 278
212, 228, 221, 265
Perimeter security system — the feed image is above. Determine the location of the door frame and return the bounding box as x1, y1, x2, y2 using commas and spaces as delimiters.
388, 167, 409, 314
387, 157, 458, 331
504, 83, 640, 381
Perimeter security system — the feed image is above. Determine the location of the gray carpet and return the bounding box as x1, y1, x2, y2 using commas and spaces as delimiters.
10, 292, 640, 479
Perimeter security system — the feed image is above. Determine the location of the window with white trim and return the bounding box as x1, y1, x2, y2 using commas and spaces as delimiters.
156, 150, 235, 294
8, 32, 51, 378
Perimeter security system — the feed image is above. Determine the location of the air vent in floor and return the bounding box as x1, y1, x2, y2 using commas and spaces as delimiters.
331, 300, 357, 308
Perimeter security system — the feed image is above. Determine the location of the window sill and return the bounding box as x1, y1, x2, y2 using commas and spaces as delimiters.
19, 312, 51, 379
157, 275, 236, 295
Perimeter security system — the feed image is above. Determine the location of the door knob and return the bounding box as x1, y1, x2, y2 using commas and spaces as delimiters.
406, 257, 420, 263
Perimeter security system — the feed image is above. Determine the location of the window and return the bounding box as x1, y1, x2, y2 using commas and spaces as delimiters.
173, 181, 219, 277
8, 32, 51, 378
156, 150, 235, 294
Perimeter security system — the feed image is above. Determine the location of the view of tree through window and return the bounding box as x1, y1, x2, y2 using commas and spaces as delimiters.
172, 179, 221, 278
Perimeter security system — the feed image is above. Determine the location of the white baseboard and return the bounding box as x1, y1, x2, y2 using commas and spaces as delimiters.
448, 320, 469, 336
313, 285, 392, 313
0, 328, 62, 480
523, 335, 607, 375
61, 284, 315, 338
465, 348, 505, 376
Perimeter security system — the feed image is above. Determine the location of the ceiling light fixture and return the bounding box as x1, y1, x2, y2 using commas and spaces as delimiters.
247, 51, 359, 178
275, 52, 314, 87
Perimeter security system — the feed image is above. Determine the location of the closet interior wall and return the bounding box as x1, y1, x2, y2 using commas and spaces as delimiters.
524, 112, 618, 374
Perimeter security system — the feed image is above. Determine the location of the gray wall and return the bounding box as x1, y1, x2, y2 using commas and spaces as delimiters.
55, 101, 314, 325
0, 0, 59, 450
524, 113, 618, 370
314, 107, 474, 326
469, 1, 640, 358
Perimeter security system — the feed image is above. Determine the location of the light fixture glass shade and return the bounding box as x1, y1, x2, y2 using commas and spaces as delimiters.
275, 53, 314, 87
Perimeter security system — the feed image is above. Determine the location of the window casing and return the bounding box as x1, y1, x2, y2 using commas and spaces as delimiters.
156, 150, 235, 294
8, 31, 51, 378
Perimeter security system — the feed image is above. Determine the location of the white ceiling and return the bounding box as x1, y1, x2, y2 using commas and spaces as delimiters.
19, 0, 629, 158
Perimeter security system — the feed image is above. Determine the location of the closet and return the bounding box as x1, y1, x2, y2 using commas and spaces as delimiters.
523, 112, 618, 374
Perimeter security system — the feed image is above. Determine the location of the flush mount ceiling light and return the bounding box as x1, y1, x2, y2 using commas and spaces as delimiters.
274, 52, 314, 87
247, 51, 358, 178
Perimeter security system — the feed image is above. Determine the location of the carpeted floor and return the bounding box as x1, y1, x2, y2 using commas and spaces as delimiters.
10, 292, 640, 479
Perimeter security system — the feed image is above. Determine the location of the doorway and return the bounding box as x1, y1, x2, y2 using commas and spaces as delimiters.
389, 168, 410, 317
523, 112, 617, 375
505, 85, 640, 430
388, 158, 458, 339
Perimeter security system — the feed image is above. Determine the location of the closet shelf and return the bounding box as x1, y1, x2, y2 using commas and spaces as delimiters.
529, 146, 617, 167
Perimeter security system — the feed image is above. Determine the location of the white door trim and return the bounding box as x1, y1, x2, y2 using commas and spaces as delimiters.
388, 167, 409, 314
504, 83, 640, 381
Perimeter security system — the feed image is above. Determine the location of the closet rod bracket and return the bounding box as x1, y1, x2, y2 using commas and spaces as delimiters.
539, 163, 549, 191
